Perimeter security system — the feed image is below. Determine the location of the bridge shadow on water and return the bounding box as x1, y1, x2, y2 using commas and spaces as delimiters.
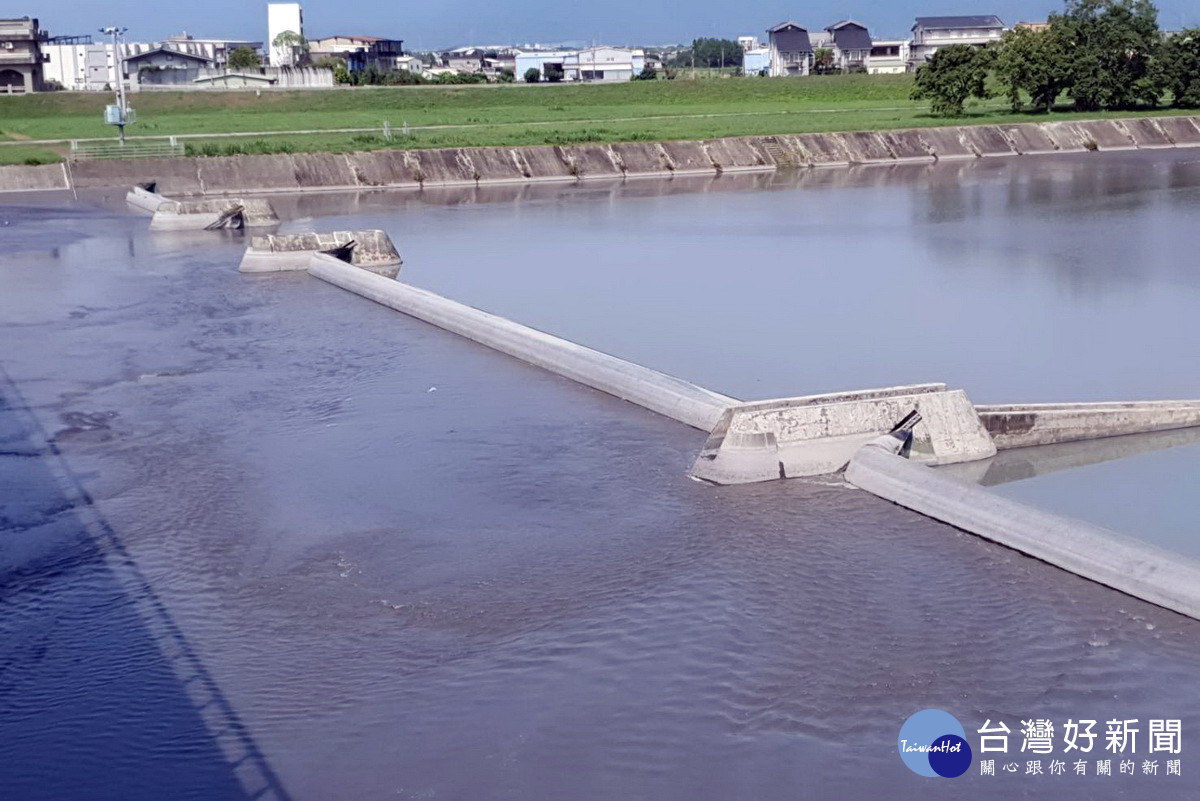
0, 367, 289, 801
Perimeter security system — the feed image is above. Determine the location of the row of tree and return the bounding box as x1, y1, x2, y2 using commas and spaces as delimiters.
913, 0, 1200, 116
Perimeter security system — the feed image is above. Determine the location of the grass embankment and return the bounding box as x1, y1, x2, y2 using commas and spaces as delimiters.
0, 75, 1195, 165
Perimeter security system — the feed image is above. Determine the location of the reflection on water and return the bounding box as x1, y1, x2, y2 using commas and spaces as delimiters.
3, 154, 1200, 799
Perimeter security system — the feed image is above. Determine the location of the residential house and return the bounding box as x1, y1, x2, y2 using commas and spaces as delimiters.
766, 22, 812, 76
866, 39, 910, 74
0, 17, 46, 93
909, 15, 1005, 64
310, 35, 404, 72
737, 35, 760, 52
442, 47, 485, 73
824, 20, 872, 71
563, 46, 643, 82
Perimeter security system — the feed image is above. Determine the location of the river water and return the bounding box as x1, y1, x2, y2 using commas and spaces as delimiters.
2, 150, 1199, 799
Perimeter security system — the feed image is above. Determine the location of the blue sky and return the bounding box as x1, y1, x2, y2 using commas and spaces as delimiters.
34, 0, 1200, 50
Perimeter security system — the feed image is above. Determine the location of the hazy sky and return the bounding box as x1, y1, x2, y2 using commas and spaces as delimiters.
34, 0, 1200, 50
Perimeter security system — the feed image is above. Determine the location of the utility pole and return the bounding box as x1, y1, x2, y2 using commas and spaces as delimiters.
100, 26, 130, 144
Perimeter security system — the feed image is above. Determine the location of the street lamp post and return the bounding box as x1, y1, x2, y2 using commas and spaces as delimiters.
100, 26, 130, 144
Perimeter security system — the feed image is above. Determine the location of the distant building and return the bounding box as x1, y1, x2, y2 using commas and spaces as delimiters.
515, 49, 572, 81
0, 17, 46, 93
442, 48, 485, 73
42, 37, 112, 91
823, 20, 872, 71
766, 21, 812, 76
562, 46, 644, 82
123, 45, 215, 85
267, 3, 304, 66
867, 39, 910, 74
737, 35, 760, 52
742, 47, 770, 76
909, 15, 1005, 64
163, 33, 261, 64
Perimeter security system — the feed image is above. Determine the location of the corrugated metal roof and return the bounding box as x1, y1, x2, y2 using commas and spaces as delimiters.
913, 15, 1005, 30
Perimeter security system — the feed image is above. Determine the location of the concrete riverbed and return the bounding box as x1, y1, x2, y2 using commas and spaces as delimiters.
2, 151, 1199, 799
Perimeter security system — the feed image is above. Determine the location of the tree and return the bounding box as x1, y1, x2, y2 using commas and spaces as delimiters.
524, 67, 541, 83
812, 47, 836, 74
994, 26, 1070, 111
544, 62, 564, 82
497, 68, 515, 83
1054, 0, 1162, 110
271, 30, 310, 67
911, 44, 991, 116
634, 66, 658, 80
1160, 29, 1200, 107
688, 37, 743, 69
227, 46, 262, 70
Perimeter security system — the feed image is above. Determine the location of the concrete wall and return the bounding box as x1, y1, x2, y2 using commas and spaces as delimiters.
8, 115, 1200, 195
977, 401, 1200, 450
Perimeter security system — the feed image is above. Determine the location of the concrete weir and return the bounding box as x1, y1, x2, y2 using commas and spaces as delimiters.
846, 432, 1200, 621
243, 234, 1200, 620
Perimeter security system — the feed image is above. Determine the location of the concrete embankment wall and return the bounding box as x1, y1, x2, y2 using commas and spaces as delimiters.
846, 435, 1200, 621
305, 254, 737, 431
7, 115, 1200, 195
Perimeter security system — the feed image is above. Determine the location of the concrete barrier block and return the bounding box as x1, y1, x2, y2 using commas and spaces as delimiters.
977, 400, 1200, 450
917, 127, 976, 160
151, 197, 279, 231
610, 142, 673, 176
510, 146, 575, 181
0, 163, 69, 193
198, 154, 301, 193
786, 133, 852, 167
880, 129, 934, 162
1074, 119, 1137, 150
690, 384, 996, 484
467, 147, 529, 184
555, 145, 622, 179
413, 148, 477, 186
1118, 118, 1174, 149
998, 124, 1059, 155
702, 138, 773, 172
1156, 116, 1200, 145
240, 229, 401, 276
125, 184, 169, 212
344, 150, 422, 188
660, 140, 717, 175
834, 130, 895, 163
71, 158, 204, 194
959, 126, 1018, 157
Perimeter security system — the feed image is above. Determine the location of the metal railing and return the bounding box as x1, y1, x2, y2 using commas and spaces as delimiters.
69, 137, 185, 160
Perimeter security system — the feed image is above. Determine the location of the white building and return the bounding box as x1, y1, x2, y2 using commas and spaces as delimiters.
742, 47, 770, 76
909, 15, 1004, 64
267, 3, 304, 66
562, 46, 644, 82
867, 39, 911, 74
737, 35, 760, 52
514, 49, 573, 81
42, 41, 115, 91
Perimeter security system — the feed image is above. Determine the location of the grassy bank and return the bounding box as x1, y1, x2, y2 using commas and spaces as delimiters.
0, 75, 1195, 165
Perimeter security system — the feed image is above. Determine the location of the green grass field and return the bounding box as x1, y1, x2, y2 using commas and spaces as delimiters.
0, 74, 1195, 165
